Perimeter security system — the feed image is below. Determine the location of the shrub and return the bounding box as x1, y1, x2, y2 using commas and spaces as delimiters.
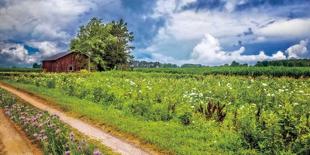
47, 79, 56, 88
92, 87, 116, 104
196, 101, 226, 122
179, 112, 192, 125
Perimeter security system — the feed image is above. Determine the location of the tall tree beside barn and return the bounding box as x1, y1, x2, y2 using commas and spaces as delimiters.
70, 17, 134, 71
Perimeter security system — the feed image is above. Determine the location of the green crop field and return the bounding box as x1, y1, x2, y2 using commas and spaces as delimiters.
134, 66, 310, 78
0, 70, 309, 154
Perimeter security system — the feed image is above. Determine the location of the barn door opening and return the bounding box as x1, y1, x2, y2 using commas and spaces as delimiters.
68, 65, 74, 72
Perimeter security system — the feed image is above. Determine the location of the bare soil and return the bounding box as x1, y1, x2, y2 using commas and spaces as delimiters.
0, 83, 151, 155
0, 109, 42, 155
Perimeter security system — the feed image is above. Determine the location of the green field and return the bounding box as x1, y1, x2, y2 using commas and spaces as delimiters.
0, 70, 309, 154
134, 66, 310, 78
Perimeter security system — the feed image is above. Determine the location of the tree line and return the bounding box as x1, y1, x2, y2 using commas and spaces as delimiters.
255, 59, 310, 67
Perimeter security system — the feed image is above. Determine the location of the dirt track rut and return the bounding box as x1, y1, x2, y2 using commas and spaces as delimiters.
0, 109, 41, 155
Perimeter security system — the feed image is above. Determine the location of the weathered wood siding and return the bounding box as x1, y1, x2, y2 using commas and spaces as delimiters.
42, 53, 88, 72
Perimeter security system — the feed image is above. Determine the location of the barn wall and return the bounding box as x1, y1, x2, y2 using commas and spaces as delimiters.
42, 61, 54, 72
43, 53, 88, 72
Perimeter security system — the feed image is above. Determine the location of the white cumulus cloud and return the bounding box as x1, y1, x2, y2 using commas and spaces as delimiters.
258, 19, 310, 39
286, 40, 309, 59
0, 42, 37, 67
27, 41, 60, 57
188, 34, 286, 66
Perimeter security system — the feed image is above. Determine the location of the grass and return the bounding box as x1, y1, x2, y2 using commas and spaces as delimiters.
2, 80, 245, 155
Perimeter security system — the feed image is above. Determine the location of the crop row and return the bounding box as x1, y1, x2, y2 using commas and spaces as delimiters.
0, 89, 102, 155
134, 66, 310, 78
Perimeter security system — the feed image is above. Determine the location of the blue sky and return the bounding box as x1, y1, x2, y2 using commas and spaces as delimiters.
0, 0, 310, 67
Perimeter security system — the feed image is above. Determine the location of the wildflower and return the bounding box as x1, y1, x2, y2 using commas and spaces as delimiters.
240, 105, 244, 109
55, 129, 61, 134
65, 151, 71, 155
93, 149, 102, 155
69, 132, 75, 141
129, 80, 136, 86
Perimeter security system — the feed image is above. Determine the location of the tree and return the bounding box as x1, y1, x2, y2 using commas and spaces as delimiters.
105, 19, 134, 70
230, 61, 240, 66
70, 17, 134, 71
32, 63, 42, 68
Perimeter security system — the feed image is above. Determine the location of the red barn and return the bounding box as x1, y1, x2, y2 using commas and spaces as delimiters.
42, 52, 88, 72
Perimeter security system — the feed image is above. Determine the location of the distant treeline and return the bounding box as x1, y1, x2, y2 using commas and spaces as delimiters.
133, 59, 310, 68
134, 66, 310, 78
131, 61, 203, 68
131, 61, 178, 68
0, 68, 42, 72
256, 59, 310, 67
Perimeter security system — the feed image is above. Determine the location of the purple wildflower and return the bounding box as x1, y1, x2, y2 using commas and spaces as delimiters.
65, 150, 70, 155
93, 149, 101, 155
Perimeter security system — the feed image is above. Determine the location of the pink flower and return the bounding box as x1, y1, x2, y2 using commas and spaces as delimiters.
93, 149, 101, 155
65, 151, 70, 155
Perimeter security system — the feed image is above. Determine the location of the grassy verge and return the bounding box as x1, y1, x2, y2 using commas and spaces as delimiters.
1, 80, 248, 155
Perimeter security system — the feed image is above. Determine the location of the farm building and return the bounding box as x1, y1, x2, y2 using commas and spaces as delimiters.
42, 52, 88, 72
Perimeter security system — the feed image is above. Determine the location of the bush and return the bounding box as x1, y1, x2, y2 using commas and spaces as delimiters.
179, 112, 192, 125
195, 101, 226, 122
47, 79, 56, 88
92, 87, 116, 104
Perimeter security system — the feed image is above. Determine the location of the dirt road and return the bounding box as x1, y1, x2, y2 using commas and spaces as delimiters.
0, 109, 41, 155
0, 83, 151, 155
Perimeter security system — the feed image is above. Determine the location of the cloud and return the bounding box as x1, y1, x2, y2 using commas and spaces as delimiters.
0, 0, 96, 41
0, 42, 36, 67
0, 0, 106, 66
143, 34, 310, 66
286, 39, 309, 59
188, 34, 286, 66
258, 19, 310, 39
0, 0, 309, 67
151, 0, 196, 18
27, 41, 60, 57
143, 0, 310, 63
145, 9, 274, 59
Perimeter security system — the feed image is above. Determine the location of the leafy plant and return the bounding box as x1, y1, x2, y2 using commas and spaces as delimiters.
179, 112, 192, 125
196, 101, 227, 122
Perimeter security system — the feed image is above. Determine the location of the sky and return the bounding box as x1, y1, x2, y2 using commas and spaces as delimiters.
0, 0, 310, 67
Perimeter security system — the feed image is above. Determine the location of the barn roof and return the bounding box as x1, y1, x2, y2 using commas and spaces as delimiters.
42, 52, 71, 61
